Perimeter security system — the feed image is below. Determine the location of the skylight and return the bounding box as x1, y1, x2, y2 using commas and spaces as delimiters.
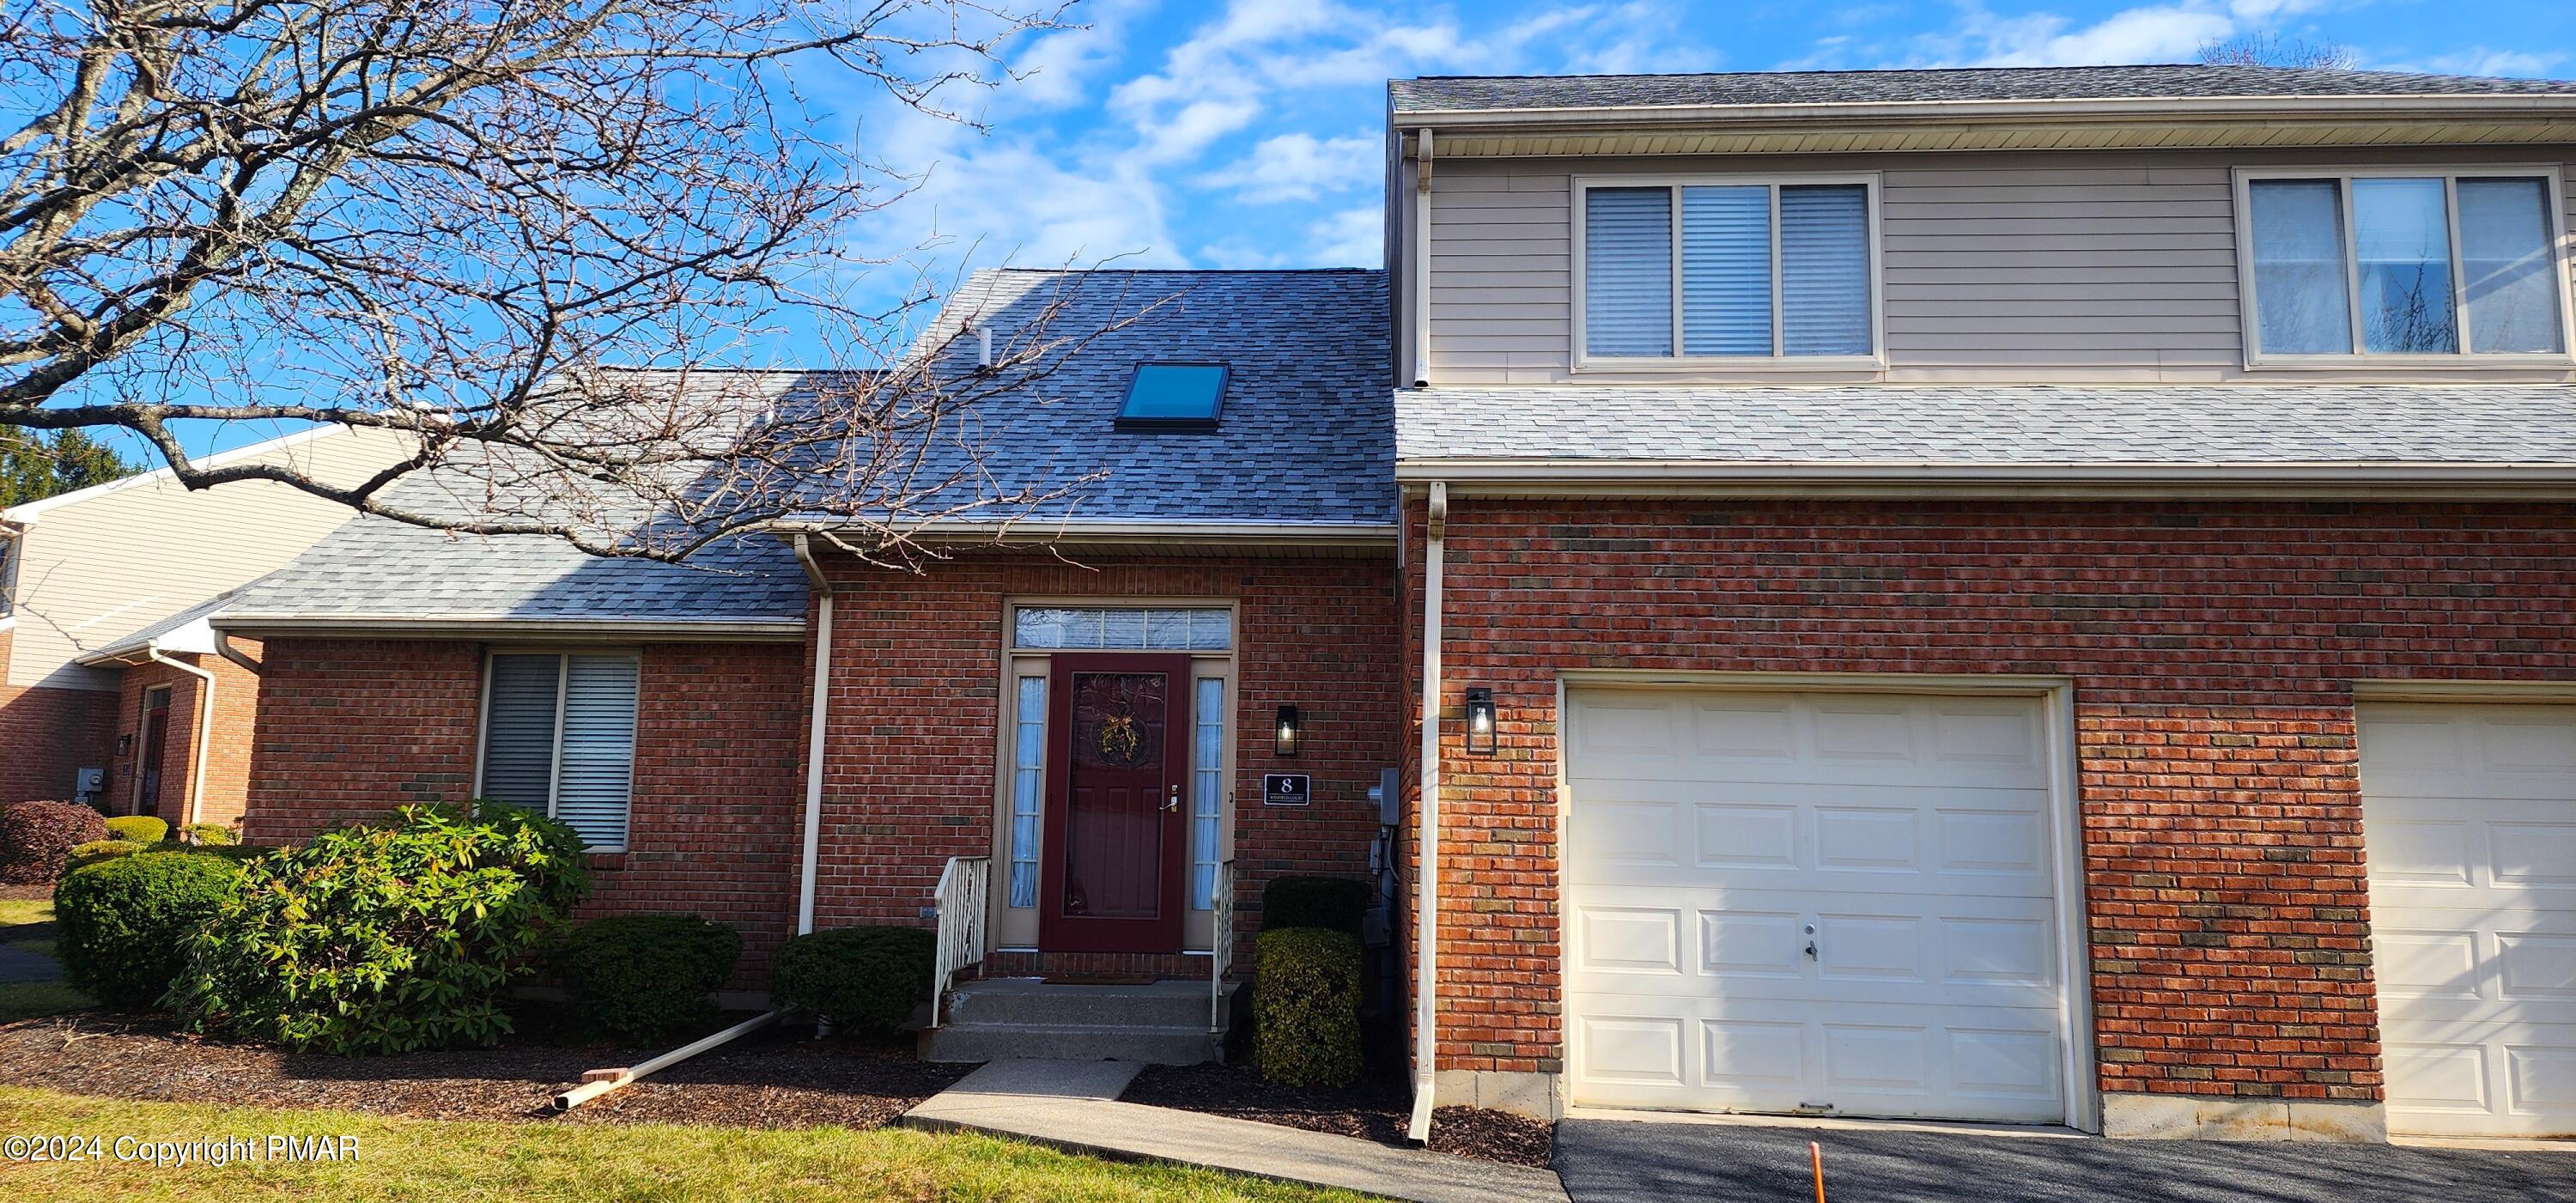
1117, 363, 1230, 430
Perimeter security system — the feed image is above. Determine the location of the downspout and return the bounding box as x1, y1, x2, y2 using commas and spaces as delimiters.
1411, 128, 1435, 387
792, 534, 834, 935
143, 641, 216, 829
1407, 482, 1448, 1142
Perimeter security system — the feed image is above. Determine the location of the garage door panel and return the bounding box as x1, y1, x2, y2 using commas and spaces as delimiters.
1565, 688, 2069, 1123
2362, 702, 2576, 1138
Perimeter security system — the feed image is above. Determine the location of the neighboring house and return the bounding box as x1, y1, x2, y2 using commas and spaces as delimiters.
214, 64, 2576, 1145
0, 426, 415, 826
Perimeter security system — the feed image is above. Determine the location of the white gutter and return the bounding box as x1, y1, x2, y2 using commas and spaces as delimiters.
142, 641, 216, 829
1407, 481, 1448, 1143
1412, 128, 1434, 387
769, 519, 1400, 549
792, 534, 833, 935
553, 1009, 781, 1111
1388, 91, 2576, 130
1396, 459, 2576, 483
206, 616, 805, 641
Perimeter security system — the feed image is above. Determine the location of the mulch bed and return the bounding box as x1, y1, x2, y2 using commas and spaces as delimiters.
0, 1012, 968, 1130
1122, 1060, 1554, 1169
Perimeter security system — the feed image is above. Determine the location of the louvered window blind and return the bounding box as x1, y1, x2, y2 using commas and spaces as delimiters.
1584, 180, 1874, 360
480, 653, 639, 849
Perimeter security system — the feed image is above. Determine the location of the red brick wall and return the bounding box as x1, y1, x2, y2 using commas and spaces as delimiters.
1405, 497, 2576, 1104
112, 643, 262, 830
0, 626, 119, 803
811, 550, 1403, 974
245, 638, 807, 982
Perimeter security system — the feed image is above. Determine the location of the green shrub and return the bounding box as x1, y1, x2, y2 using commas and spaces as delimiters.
556, 914, 744, 1043
55, 850, 248, 1011
180, 823, 240, 847
64, 840, 144, 872
168, 800, 588, 1054
771, 927, 934, 1033
1261, 875, 1371, 935
1253, 927, 1363, 1088
104, 816, 168, 845
1, 800, 109, 884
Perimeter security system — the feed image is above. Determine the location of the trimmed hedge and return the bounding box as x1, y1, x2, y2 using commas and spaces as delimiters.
169, 801, 587, 1054
1252, 927, 1364, 1088
104, 816, 168, 845
55, 849, 249, 1010
1261, 875, 1371, 936
181, 823, 240, 847
0, 800, 109, 885
64, 840, 143, 872
556, 914, 744, 1042
771, 927, 934, 1033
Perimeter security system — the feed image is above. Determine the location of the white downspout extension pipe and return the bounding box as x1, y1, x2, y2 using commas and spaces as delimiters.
1407, 482, 1448, 1143
143, 641, 216, 829
793, 534, 835, 935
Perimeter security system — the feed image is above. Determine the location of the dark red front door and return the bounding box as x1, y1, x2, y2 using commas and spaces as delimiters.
1036, 653, 1191, 955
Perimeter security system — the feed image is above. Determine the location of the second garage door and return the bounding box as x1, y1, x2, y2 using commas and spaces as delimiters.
1564, 687, 2071, 1123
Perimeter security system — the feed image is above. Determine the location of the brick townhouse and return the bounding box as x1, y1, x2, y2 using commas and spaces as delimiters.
206, 64, 2576, 1144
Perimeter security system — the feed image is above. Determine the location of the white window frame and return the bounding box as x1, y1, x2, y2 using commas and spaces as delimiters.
471, 647, 642, 853
1571, 172, 1886, 373
2233, 164, 2576, 369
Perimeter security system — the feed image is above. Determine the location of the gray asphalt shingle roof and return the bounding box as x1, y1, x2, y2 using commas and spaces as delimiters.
1390, 65, 2576, 112
788, 267, 1394, 526
1395, 384, 2576, 465
221, 268, 1394, 628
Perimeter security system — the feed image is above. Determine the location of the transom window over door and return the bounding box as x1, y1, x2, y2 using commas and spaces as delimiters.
1578, 175, 1880, 365
479, 653, 640, 850
2239, 168, 2573, 362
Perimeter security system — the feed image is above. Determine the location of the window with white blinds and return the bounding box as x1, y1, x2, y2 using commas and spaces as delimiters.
478, 653, 640, 850
1581, 176, 1878, 362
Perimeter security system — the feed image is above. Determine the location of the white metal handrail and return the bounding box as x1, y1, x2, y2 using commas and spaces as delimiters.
930, 855, 990, 1028
1211, 859, 1236, 1032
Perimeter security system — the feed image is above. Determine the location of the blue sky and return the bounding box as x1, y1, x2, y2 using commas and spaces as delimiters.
107, 0, 2576, 459
845, 0, 2575, 283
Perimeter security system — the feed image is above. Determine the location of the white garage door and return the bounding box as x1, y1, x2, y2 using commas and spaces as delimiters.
2360, 702, 2576, 1138
1564, 688, 2071, 1123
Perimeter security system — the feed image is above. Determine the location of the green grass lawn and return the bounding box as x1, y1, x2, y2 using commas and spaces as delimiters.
0, 895, 96, 1023
0, 1086, 1366, 1202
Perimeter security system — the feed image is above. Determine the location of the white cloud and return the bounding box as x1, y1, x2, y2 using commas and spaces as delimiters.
1303, 205, 1383, 267
1920, 3, 2235, 68
2423, 48, 2567, 78
1197, 132, 1382, 203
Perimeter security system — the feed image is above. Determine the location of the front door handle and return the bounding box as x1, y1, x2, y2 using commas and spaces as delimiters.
1804, 922, 1818, 961
1163, 784, 1182, 813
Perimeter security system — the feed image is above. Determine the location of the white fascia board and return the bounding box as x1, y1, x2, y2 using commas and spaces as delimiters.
1389, 92, 2576, 131
205, 614, 806, 641
769, 518, 1400, 547
1396, 459, 2576, 495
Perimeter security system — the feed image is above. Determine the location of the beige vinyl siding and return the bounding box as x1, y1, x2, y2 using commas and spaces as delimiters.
3, 427, 415, 691
1425, 145, 2576, 385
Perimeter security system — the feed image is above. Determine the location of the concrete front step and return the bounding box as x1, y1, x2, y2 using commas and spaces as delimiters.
922, 978, 1237, 1066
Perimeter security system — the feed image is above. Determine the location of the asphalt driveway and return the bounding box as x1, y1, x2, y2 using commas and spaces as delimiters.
1554, 1118, 2576, 1203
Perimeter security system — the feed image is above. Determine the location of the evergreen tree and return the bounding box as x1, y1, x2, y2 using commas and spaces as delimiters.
1, 426, 135, 508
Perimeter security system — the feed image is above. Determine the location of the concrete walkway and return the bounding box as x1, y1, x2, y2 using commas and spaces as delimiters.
903, 1059, 1569, 1203
0, 945, 63, 985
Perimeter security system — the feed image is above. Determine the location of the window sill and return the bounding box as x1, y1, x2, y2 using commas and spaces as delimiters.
1573, 355, 1886, 374
2244, 355, 2575, 371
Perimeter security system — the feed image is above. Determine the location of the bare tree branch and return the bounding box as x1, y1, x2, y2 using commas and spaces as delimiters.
1, 0, 1124, 563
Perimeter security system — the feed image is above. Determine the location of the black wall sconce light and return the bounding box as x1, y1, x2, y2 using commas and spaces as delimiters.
117, 733, 134, 757
1463, 688, 1498, 755
1274, 704, 1303, 757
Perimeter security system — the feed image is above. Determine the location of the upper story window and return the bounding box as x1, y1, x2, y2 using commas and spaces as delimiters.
1577, 175, 1880, 367
2239, 168, 2573, 363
